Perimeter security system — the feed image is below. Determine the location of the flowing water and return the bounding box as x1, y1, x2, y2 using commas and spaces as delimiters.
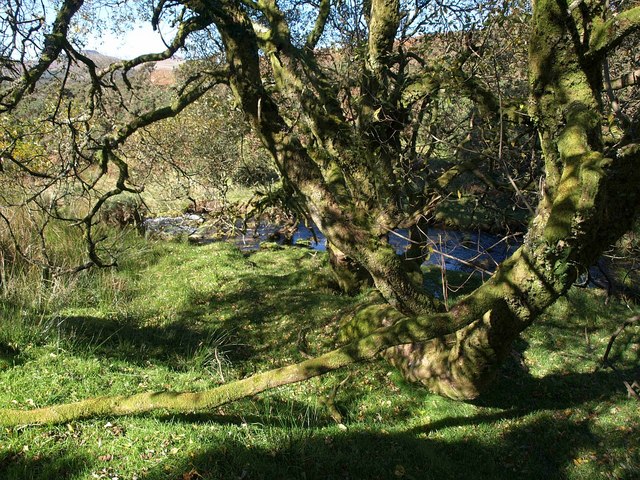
292, 224, 523, 274
143, 215, 617, 295
143, 216, 523, 274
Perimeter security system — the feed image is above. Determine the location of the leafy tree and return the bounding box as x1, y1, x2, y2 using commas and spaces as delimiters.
1, 0, 640, 425
124, 81, 277, 214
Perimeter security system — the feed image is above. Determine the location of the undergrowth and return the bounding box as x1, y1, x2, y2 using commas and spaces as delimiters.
0, 239, 638, 479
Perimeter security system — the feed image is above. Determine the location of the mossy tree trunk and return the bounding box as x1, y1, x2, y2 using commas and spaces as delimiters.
327, 242, 374, 294
2, 0, 640, 426
191, 0, 640, 400
198, 0, 640, 399
190, 0, 442, 314
382, 0, 640, 399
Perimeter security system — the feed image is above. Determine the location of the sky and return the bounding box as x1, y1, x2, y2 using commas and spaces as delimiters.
83, 22, 173, 59
34, 0, 178, 60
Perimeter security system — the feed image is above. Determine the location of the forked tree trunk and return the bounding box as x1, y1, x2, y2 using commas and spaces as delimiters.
377, 0, 640, 399
1, 0, 639, 426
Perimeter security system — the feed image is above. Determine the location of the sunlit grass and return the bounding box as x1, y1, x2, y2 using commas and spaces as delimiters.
0, 239, 638, 479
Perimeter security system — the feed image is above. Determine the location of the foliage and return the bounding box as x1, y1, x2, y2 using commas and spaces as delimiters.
125, 83, 278, 211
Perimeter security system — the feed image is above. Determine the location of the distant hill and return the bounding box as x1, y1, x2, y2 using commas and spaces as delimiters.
81, 50, 122, 69
81, 50, 184, 85
1, 49, 188, 94
147, 57, 184, 85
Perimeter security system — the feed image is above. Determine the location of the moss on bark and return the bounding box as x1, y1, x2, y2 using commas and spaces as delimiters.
0, 304, 486, 427
376, 0, 640, 399
327, 243, 374, 294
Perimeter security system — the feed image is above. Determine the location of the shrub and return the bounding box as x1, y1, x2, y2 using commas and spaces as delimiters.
100, 193, 148, 229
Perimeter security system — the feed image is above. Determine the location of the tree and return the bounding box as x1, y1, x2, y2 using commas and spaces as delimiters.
1, 0, 640, 426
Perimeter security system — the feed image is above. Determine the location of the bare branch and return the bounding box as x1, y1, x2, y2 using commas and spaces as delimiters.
103, 69, 229, 148
0, 0, 84, 112
601, 315, 640, 367
98, 13, 212, 78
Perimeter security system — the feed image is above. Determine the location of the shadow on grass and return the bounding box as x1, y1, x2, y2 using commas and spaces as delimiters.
144, 364, 637, 479
43, 268, 347, 370
474, 367, 640, 411
0, 448, 92, 480
138, 415, 611, 480
1, 365, 637, 480
0, 343, 21, 369
55, 314, 256, 367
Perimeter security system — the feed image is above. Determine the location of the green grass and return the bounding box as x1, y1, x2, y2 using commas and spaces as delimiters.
0, 240, 638, 479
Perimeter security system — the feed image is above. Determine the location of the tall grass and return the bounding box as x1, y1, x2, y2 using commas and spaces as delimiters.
0, 205, 150, 349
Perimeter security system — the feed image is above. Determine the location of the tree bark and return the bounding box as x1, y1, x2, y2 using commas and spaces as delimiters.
2, 0, 640, 425
378, 0, 640, 399
327, 242, 374, 294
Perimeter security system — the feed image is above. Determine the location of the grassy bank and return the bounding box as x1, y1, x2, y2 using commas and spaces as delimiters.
0, 239, 638, 479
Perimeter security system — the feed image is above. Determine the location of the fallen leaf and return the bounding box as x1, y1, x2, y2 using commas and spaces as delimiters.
182, 469, 202, 480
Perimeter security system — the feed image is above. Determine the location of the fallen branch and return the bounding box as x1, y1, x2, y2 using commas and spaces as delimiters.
601, 315, 640, 367
610, 68, 640, 90
601, 315, 640, 402
0, 307, 501, 427
321, 373, 352, 425
623, 380, 640, 400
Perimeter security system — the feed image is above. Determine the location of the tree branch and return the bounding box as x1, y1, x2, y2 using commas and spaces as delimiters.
588, 6, 640, 60
0, 305, 504, 427
305, 0, 331, 50
98, 13, 212, 78
601, 315, 640, 367
0, 0, 85, 112
103, 70, 228, 148
366, 0, 401, 81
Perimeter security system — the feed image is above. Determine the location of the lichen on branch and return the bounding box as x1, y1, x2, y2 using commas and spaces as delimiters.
0, 307, 486, 427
